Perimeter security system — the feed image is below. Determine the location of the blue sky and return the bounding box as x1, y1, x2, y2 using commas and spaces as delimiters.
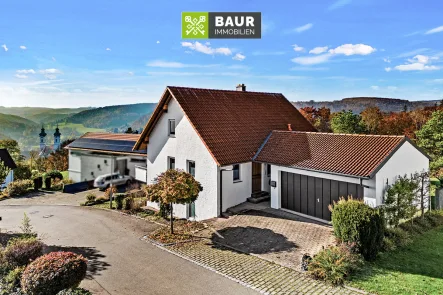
0, 0, 442, 107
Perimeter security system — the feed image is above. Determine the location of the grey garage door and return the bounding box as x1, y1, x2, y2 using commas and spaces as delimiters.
281, 172, 364, 221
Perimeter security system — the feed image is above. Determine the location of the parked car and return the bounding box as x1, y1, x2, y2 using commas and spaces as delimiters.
93, 173, 132, 190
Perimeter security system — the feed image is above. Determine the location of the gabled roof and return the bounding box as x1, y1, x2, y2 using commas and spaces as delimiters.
253, 131, 429, 178
0, 149, 17, 169
67, 132, 146, 156
134, 86, 315, 165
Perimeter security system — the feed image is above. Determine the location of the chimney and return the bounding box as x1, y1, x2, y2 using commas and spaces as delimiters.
236, 83, 246, 91
288, 124, 292, 131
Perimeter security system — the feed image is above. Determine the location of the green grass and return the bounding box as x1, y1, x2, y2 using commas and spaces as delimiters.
47, 122, 105, 133
349, 226, 443, 295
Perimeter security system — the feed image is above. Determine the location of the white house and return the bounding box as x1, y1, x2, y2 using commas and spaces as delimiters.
66, 133, 147, 183
133, 85, 430, 222
0, 149, 17, 190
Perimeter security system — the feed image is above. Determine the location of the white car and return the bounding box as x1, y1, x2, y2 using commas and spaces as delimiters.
93, 173, 132, 190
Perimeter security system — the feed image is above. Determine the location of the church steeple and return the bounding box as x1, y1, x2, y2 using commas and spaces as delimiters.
39, 125, 47, 150
53, 124, 61, 151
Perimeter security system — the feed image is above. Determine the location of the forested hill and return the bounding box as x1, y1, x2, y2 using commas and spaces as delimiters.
63, 103, 157, 129
293, 97, 440, 113
0, 106, 91, 123
0, 113, 39, 139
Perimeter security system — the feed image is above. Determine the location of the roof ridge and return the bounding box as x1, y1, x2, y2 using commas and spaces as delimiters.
273, 130, 406, 138
167, 85, 284, 96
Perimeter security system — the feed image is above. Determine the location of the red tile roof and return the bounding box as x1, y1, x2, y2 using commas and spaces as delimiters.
254, 131, 414, 178
134, 86, 315, 165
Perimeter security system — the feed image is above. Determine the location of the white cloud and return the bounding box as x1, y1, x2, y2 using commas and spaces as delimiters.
156, 41, 160, 44
290, 66, 328, 71
309, 46, 328, 54
147, 60, 219, 68
385, 67, 392, 72
425, 26, 443, 35
292, 44, 304, 52
2, 44, 8, 52
387, 86, 398, 91
329, 44, 376, 56
106, 48, 111, 51
371, 86, 379, 90
232, 53, 245, 61
14, 74, 28, 79
291, 53, 333, 65
19, 45, 27, 50
383, 58, 391, 63
181, 41, 232, 55
128, 71, 134, 76
39, 68, 62, 79
329, 0, 352, 10
393, 55, 440, 71
17, 69, 36, 74
293, 23, 313, 33
252, 51, 286, 56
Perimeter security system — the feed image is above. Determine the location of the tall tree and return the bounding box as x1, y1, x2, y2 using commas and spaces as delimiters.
0, 139, 24, 163
145, 169, 202, 234
330, 110, 365, 134
361, 106, 383, 134
416, 110, 443, 158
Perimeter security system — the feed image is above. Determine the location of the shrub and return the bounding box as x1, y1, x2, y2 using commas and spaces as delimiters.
47, 170, 64, 180
104, 186, 117, 198
3, 237, 43, 267
95, 195, 108, 204
123, 196, 133, 210
330, 197, 385, 261
21, 252, 87, 295
57, 288, 92, 295
85, 193, 96, 203
114, 193, 126, 210
383, 227, 411, 251
5, 180, 34, 197
14, 163, 32, 181
0, 266, 25, 294
307, 243, 363, 285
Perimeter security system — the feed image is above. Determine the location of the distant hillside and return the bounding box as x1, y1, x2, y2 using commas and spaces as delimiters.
131, 113, 151, 131
64, 103, 157, 129
0, 113, 39, 139
0, 106, 91, 123
293, 97, 441, 113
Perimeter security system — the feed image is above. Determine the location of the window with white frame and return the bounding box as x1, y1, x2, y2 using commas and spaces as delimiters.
168, 119, 176, 136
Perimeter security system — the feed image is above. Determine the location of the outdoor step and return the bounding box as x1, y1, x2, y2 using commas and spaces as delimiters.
247, 191, 270, 204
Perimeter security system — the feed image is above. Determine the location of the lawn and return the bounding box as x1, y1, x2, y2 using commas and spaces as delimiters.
349, 226, 443, 295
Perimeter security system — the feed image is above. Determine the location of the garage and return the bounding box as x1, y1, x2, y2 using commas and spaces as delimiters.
280, 172, 364, 221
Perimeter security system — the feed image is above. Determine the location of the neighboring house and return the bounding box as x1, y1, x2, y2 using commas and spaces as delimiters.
0, 148, 17, 190
66, 133, 147, 183
133, 84, 430, 222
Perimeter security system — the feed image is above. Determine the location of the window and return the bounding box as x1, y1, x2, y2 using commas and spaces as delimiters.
168, 157, 175, 170
233, 164, 240, 181
188, 202, 196, 219
169, 119, 176, 136
187, 161, 195, 177
267, 164, 271, 177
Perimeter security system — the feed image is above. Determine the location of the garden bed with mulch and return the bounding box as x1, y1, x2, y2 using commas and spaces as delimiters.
147, 220, 207, 245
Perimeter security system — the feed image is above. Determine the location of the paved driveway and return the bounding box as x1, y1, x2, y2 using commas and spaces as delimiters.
0, 189, 97, 206
0, 205, 257, 295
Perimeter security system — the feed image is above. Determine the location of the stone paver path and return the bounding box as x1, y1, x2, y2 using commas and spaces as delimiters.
167, 240, 362, 295
209, 209, 335, 270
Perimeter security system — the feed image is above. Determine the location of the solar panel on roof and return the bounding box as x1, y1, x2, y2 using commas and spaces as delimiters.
68, 138, 146, 154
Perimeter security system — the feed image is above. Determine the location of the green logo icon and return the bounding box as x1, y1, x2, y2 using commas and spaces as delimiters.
182, 12, 209, 39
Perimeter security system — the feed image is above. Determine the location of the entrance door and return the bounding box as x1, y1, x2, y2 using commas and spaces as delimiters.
252, 162, 262, 193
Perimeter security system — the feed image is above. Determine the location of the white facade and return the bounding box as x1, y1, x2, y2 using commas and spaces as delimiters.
220, 162, 252, 212
146, 97, 219, 221
68, 150, 145, 183
269, 140, 429, 214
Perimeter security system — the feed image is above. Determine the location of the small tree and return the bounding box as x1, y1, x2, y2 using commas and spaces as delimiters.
412, 171, 431, 217
145, 169, 202, 234
384, 175, 419, 227
0, 159, 11, 185
330, 110, 365, 134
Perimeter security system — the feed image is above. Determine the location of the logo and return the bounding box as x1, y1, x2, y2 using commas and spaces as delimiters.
182, 12, 209, 39
182, 12, 261, 39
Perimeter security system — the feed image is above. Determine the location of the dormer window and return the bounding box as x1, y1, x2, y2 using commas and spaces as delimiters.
169, 119, 176, 137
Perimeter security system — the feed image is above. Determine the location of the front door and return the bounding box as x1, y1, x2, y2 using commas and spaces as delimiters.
252, 162, 262, 193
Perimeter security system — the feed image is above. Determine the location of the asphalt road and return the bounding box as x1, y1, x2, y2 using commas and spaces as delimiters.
0, 205, 257, 295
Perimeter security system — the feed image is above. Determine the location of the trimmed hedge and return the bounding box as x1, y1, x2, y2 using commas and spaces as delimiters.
3, 237, 43, 267
114, 193, 126, 210
47, 170, 64, 180
21, 252, 87, 295
330, 197, 385, 261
